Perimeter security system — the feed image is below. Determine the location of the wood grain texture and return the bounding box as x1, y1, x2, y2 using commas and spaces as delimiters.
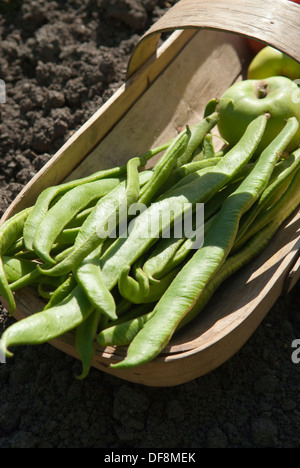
127, 0, 300, 77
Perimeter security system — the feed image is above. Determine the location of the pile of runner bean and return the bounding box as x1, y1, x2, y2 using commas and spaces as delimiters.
1, 107, 300, 378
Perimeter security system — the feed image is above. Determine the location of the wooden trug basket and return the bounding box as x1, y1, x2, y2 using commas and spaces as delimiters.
1, 0, 300, 387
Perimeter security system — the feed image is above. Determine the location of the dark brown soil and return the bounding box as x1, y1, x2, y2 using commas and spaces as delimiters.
0, 0, 300, 449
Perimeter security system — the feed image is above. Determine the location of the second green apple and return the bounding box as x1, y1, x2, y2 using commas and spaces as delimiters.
247, 46, 300, 81
216, 76, 300, 154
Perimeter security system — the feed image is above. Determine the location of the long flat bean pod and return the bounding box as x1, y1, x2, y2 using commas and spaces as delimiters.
75, 309, 100, 380
33, 177, 123, 264
2, 256, 38, 283
160, 157, 222, 194
99, 115, 268, 291
0, 284, 94, 358
0, 207, 32, 255
174, 112, 220, 167
73, 245, 117, 321
98, 309, 155, 348
44, 274, 77, 310
159, 157, 222, 198
101, 163, 300, 349
0, 207, 33, 314
138, 129, 190, 205
111, 116, 299, 369
98, 185, 300, 349
139, 113, 220, 205
177, 172, 300, 331
234, 161, 300, 250
38, 160, 151, 277
233, 148, 300, 251
118, 264, 181, 304
22, 141, 168, 252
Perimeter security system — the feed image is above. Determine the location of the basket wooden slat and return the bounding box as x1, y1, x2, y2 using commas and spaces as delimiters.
127, 0, 300, 77
1, 0, 300, 386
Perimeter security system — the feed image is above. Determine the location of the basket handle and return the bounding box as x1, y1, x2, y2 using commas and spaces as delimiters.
126, 0, 300, 78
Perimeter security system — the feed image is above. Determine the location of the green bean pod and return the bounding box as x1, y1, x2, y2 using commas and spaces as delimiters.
118, 265, 181, 304
234, 160, 300, 250
75, 309, 100, 380
38, 161, 151, 278
0, 207, 33, 314
138, 129, 190, 205
0, 285, 94, 358
233, 148, 300, 251
64, 206, 94, 229
5, 238, 26, 257
115, 297, 133, 318
154, 214, 218, 279
202, 133, 215, 159
141, 211, 216, 281
33, 177, 123, 264
159, 157, 221, 195
118, 265, 149, 302
0, 207, 32, 256
55, 228, 80, 246
178, 169, 300, 331
100, 115, 268, 291
2, 256, 38, 283
73, 245, 117, 321
0, 261, 16, 315
111, 116, 298, 369
22, 139, 168, 252
97, 310, 155, 348
142, 236, 185, 280
9, 268, 45, 291
174, 112, 219, 168
139, 113, 220, 205
44, 274, 77, 310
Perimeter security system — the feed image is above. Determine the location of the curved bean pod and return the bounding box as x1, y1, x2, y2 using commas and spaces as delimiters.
97, 309, 155, 348
73, 245, 117, 321
118, 265, 181, 304
0, 207, 33, 314
22, 140, 168, 252
33, 177, 122, 265
0, 285, 94, 358
0, 207, 32, 256
233, 148, 300, 251
138, 129, 190, 205
75, 309, 100, 380
111, 116, 298, 369
38, 160, 151, 278
44, 274, 77, 310
142, 236, 185, 280
100, 115, 268, 291
202, 133, 215, 159
174, 112, 219, 168
177, 169, 300, 331
234, 160, 300, 250
159, 157, 221, 195
2, 256, 37, 283
118, 265, 149, 302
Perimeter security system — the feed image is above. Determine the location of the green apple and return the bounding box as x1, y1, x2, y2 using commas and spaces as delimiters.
216, 76, 300, 154
248, 46, 300, 80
